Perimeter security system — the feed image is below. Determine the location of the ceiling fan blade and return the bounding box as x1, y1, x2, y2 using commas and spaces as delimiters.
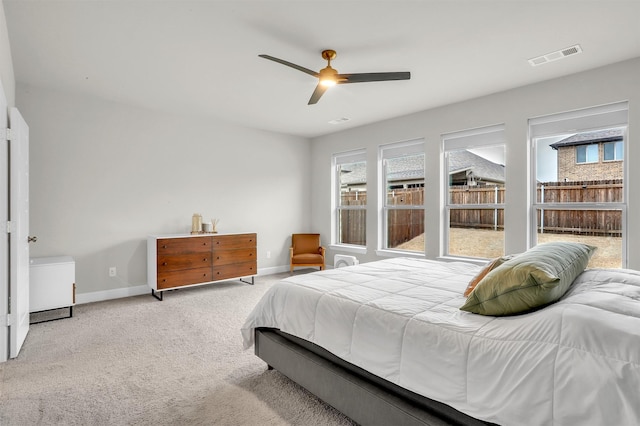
308, 84, 329, 105
337, 71, 411, 84
259, 54, 319, 77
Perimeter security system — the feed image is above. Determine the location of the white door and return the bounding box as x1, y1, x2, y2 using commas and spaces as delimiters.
9, 107, 30, 358
0, 83, 7, 362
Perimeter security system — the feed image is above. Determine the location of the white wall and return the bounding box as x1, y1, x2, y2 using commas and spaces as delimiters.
0, 1, 14, 107
17, 83, 311, 299
311, 57, 640, 270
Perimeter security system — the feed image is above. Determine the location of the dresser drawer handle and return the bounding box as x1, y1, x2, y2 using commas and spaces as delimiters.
162, 245, 167, 249
203, 258, 207, 262
162, 262, 167, 266
217, 256, 220, 260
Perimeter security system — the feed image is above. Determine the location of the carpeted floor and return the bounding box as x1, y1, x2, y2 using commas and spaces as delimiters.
0, 272, 355, 425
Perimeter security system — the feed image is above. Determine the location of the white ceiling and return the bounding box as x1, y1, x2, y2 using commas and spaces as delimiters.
4, 1, 640, 138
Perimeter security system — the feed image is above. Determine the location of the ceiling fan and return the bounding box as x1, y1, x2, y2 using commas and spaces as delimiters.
259, 49, 411, 105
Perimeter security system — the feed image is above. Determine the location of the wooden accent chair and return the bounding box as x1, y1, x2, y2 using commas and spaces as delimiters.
290, 233, 325, 272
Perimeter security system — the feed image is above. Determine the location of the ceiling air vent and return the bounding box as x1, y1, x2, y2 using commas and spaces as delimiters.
528, 44, 582, 67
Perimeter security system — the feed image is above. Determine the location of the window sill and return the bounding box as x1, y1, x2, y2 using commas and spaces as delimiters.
375, 249, 425, 259
437, 255, 489, 266
329, 244, 367, 255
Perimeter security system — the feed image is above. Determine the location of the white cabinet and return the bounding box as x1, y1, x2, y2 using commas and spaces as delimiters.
29, 256, 75, 319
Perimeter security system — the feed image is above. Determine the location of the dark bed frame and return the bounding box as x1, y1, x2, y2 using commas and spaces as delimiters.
255, 328, 494, 426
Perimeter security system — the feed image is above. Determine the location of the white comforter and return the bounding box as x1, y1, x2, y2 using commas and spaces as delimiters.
241, 258, 640, 426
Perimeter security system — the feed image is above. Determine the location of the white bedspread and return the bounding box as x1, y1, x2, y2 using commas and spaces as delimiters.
241, 257, 640, 425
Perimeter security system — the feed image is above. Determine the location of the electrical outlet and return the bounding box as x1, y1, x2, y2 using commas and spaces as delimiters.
109, 266, 117, 277
266, 251, 271, 259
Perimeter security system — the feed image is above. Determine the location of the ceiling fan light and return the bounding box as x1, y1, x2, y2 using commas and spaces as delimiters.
320, 79, 337, 87
319, 66, 338, 87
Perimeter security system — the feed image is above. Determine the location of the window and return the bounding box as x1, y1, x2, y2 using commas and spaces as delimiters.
379, 140, 425, 253
530, 102, 628, 268
604, 140, 623, 161
576, 144, 598, 163
333, 150, 367, 247
443, 125, 506, 259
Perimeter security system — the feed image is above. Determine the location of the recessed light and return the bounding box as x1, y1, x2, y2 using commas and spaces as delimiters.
328, 117, 350, 125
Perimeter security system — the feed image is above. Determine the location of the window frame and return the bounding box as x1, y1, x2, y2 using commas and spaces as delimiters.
331, 149, 368, 253
442, 124, 506, 260
529, 102, 628, 268
576, 144, 599, 164
603, 140, 623, 162
377, 139, 425, 256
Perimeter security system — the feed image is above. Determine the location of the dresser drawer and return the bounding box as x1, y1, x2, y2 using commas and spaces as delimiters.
212, 248, 256, 266
158, 252, 211, 272
157, 236, 212, 255
212, 233, 257, 250
212, 261, 257, 281
157, 267, 212, 289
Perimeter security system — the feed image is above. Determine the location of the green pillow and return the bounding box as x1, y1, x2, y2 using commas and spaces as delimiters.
460, 242, 596, 316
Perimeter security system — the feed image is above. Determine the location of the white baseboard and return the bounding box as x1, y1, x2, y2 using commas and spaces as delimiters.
75, 266, 291, 305
257, 265, 290, 275
76, 285, 150, 305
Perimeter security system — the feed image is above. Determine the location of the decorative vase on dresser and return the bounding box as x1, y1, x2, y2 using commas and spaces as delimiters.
147, 233, 257, 300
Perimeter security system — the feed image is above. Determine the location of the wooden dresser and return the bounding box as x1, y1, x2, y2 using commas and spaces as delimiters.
147, 233, 257, 300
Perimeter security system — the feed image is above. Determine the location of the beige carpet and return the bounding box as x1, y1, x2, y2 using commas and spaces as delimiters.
0, 272, 355, 425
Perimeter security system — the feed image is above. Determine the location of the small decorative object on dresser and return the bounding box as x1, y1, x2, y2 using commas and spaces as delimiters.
147, 232, 257, 300
190, 213, 204, 234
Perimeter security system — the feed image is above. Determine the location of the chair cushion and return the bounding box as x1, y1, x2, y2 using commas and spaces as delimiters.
292, 253, 324, 264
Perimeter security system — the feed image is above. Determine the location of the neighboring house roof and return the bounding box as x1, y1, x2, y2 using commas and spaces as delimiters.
549, 128, 624, 149
339, 156, 426, 187
339, 162, 367, 186
448, 150, 505, 184
339, 150, 505, 187
386, 156, 425, 183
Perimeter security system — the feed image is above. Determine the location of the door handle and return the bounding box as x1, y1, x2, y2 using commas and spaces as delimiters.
27, 236, 37, 243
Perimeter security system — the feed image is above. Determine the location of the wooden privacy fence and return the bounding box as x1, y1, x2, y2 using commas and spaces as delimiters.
387, 190, 424, 248
450, 180, 623, 236
341, 180, 623, 245
449, 186, 505, 231
340, 193, 366, 246
537, 179, 623, 236
340, 190, 425, 248
538, 179, 622, 203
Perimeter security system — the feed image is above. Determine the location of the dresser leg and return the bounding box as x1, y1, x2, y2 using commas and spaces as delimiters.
151, 289, 164, 301
239, 276, 255, 285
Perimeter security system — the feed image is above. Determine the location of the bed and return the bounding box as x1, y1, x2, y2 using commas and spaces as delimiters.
241, 249, 640, 425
